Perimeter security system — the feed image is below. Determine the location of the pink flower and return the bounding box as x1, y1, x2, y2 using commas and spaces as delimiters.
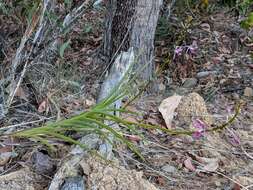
192, 119, 208, 139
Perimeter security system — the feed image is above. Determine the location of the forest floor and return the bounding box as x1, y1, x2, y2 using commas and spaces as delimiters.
0, 2, 253, 190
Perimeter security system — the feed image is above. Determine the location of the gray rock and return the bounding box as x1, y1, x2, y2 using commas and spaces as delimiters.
175, 87, 189, 95
161, 165, 177, 173
61, 176, 85, 190
196, 71, 217, 79
31, 151, 55, 175
182, 78, 198, 88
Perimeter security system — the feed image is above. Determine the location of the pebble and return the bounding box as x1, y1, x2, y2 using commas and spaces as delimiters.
175, 87, 189, 95
31, 151, 55, 175
161, 165, 177, 173
196, 71, 217, 79
244, 87, 253, 97
158, 83, 166, 91
61, 176, 85, 190
182, 78, 198, 88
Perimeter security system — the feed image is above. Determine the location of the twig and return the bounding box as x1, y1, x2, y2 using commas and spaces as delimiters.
241, 145, 253, 161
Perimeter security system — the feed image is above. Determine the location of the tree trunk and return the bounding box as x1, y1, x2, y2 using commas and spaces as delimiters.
103, 0, 163, 80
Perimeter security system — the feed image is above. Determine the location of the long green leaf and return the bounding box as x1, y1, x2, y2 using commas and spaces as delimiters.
59, 39, 71, 58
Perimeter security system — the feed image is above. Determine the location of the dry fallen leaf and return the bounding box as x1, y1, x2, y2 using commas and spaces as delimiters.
0, 138, 14, 166
156, 176, 165, 186
124, 116, 138, 123
124, 134, 141, 142
200, 23, 211, 32
158, 95, 182, 128
38, 99, 48, 113
184, 157, 196, 172
15, 87, 28, 101
0, 148, 12, 166
195, 156, 219, 172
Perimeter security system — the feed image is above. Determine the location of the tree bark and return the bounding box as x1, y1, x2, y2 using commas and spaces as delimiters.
103, 0, 163, 80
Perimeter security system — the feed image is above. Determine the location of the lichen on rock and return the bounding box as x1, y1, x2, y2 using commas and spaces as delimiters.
175, 92, 213, 128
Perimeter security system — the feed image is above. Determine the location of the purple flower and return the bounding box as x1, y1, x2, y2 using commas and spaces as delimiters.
192, 119, 208, 139
173, 46, 184, 59
186, 41, 198, 55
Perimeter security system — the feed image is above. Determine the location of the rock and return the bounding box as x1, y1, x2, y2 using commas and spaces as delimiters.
31, 151, 55, 175
0, 168, 43, 190
93, 0, 103, 8
214, 181, 222, 187
85, 156, 158, 190
84, 98, 95, 108
161, 165, 177, 173
165, 89, 176, 97
244, 87, 253, 97
176, 92, 213, 127
196, 71, 217, 79
175, 87, 189, 95
158, 83, 166, 91
159, 92, 212, 129
61, 176, 85, 190
182, 78, 198, 88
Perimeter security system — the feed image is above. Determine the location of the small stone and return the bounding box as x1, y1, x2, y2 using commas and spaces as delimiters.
84, 98, 95, 108
161, 165, 177, 173
196, 71, 217, 79
231, 93, 240, 100
182, 78, 198, 88
158, 83, 166, 91
31, 151, 55, 175
214, 181, 222, 187
219, 79, 227, 85
244, 87, 253, 97
175, 87, 189, 95
61, 176, 86, 190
